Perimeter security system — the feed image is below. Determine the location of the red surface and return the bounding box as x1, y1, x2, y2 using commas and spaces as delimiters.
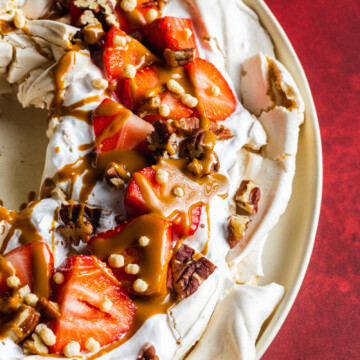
263, 1, 360, 359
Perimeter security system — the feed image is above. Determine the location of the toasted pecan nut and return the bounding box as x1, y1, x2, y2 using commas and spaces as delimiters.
211, 124, 234, 140
0, 305, 40, 344
170, 244, 216, 300
235, 180, 261, 214
164, 48, 196, 67
137, 343, 159, 360
227, 214, 251, 249
104, 162, 131, 191
36, 297, 61, 320
57, 202, 112, 245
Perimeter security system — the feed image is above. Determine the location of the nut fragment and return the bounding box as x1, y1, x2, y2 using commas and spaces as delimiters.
173, 186, 185, 197
23, 333, 49, 355
159, 103, 170, 117
85, 337, 101, 353
36, 297, 61, 320
120, 0, 137, 12
113, 35, 127, 46
181, 94, 198, 108
133, 279, 148, 293
63, 341, 81, 358
53, 272, 65, 284
125, 264, 140, 275
108, 254, 125, 268
137, 343, 159, 360
145, 8, 158, 23
155, 168, 169, 184
170, 244, 216, 300
227, 214, 251, 248
104, 162, 131, 190
123, 64, 137, 78
93, 78, 108, 90
18, 285, 31, 300
164, 48, 196, 67
0, 305, 40, 344
37, 325, 56, 346
235, 180, 261, 214
167, 79, 185, 95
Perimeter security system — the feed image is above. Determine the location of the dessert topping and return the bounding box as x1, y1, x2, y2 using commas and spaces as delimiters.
36, 297, 61, 320
137, 343, 159, 360
104, 162, 131, 190
227, 214, 251, 249
235, 180, 261, 215
164, 48, 196, 67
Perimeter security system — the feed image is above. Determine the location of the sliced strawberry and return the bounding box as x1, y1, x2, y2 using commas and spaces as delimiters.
93, 98, 154, 153
115, 0, 159, 34
158, 91, 194, 120
49, 255, 135, 354
0, 242, 54, 298
103, 27, 158, 82
88, 214, 173, 296
124, 167, 202, 237
141, 17, 198, 55
186, 58, 237, 121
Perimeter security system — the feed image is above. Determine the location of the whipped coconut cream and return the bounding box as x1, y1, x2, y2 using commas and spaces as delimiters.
0, 0, 306, 359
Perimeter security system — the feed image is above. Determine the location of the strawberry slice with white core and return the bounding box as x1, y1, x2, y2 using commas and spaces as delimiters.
49, 255, 135, 354
186, 58, 237, 121
93, 98, 154, 153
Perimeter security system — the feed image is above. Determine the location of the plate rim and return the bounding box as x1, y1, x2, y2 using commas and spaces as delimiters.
240, 0, 324, 358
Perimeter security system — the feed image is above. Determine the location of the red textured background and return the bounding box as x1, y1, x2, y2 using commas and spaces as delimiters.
262, 0, 360, 359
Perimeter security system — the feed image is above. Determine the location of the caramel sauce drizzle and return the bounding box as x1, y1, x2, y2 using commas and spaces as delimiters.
0, 19, 16, 35
0, 202, 43, 254
136, 159, 229, 234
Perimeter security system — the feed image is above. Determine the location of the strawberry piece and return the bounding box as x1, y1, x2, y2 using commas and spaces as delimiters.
49, 256, 135, 354
186, 58, 237, 121
88, 215, 173, 296
103, 27, 158, 82
0, 242, 54, 297
115, 0, 159, 34
93, 98, 154, 153
141, 17, 198, 55
158, 91, 194, 120
124, 167, 202, 237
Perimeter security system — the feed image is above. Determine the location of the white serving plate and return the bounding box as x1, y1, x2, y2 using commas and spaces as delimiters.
0, 0, 322, 358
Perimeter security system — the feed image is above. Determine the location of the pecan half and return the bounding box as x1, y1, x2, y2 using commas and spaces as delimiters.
141, 1, 159, 8
170, 244, 216, 300
147, 119, 178, 159
137, 343, 159, 360
235, 180, 261, 214
57, 202, 112, 245
104, 162, 131, 191
227, 214, 250, 249
36, 297, 61, 321
164, 48, 196, 67
0, 305, 40, 344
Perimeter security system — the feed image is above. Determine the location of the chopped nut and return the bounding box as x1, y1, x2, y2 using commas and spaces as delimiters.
24, 293, 39, 308
7, 275, 20, 288
235, 180, 261, 214
113, 34, 127, 46
37, 325, 56, 346
227, 214, 250, 248
93, 78, 108, 90
133, 279, 148, 293
104, 162, 130, 191
36, 297, 61, 320
125, 264, 140, 275
145, 8, 158, 23
0, 305, 40, 344
184, 28, 192, 40
85, 337, 100, 353
18, 285, 31, 300
120, 0, 137, 12
23, 333, 49, 355
63, 341, 81, 358
155, 168, 169, 184
53, 272, 65, 284
181, 94, 198, 108
159, 103, 170, 117
210, 84, 220, 96
57, 202, 111, 245
108, 254, 125, 268
100, 296, 113, 313
173, 186, 185, 197
211, 125, 234, 140
139, 236, 150, 247
164, 48, 196, 67
123, 64, 137, 78
137, 343, 159, 360
14, 13, 26, 29
167, 79, 185, 95
79, 9, 100, 26
50, 301, 60, 312
170, 244, 216, 300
